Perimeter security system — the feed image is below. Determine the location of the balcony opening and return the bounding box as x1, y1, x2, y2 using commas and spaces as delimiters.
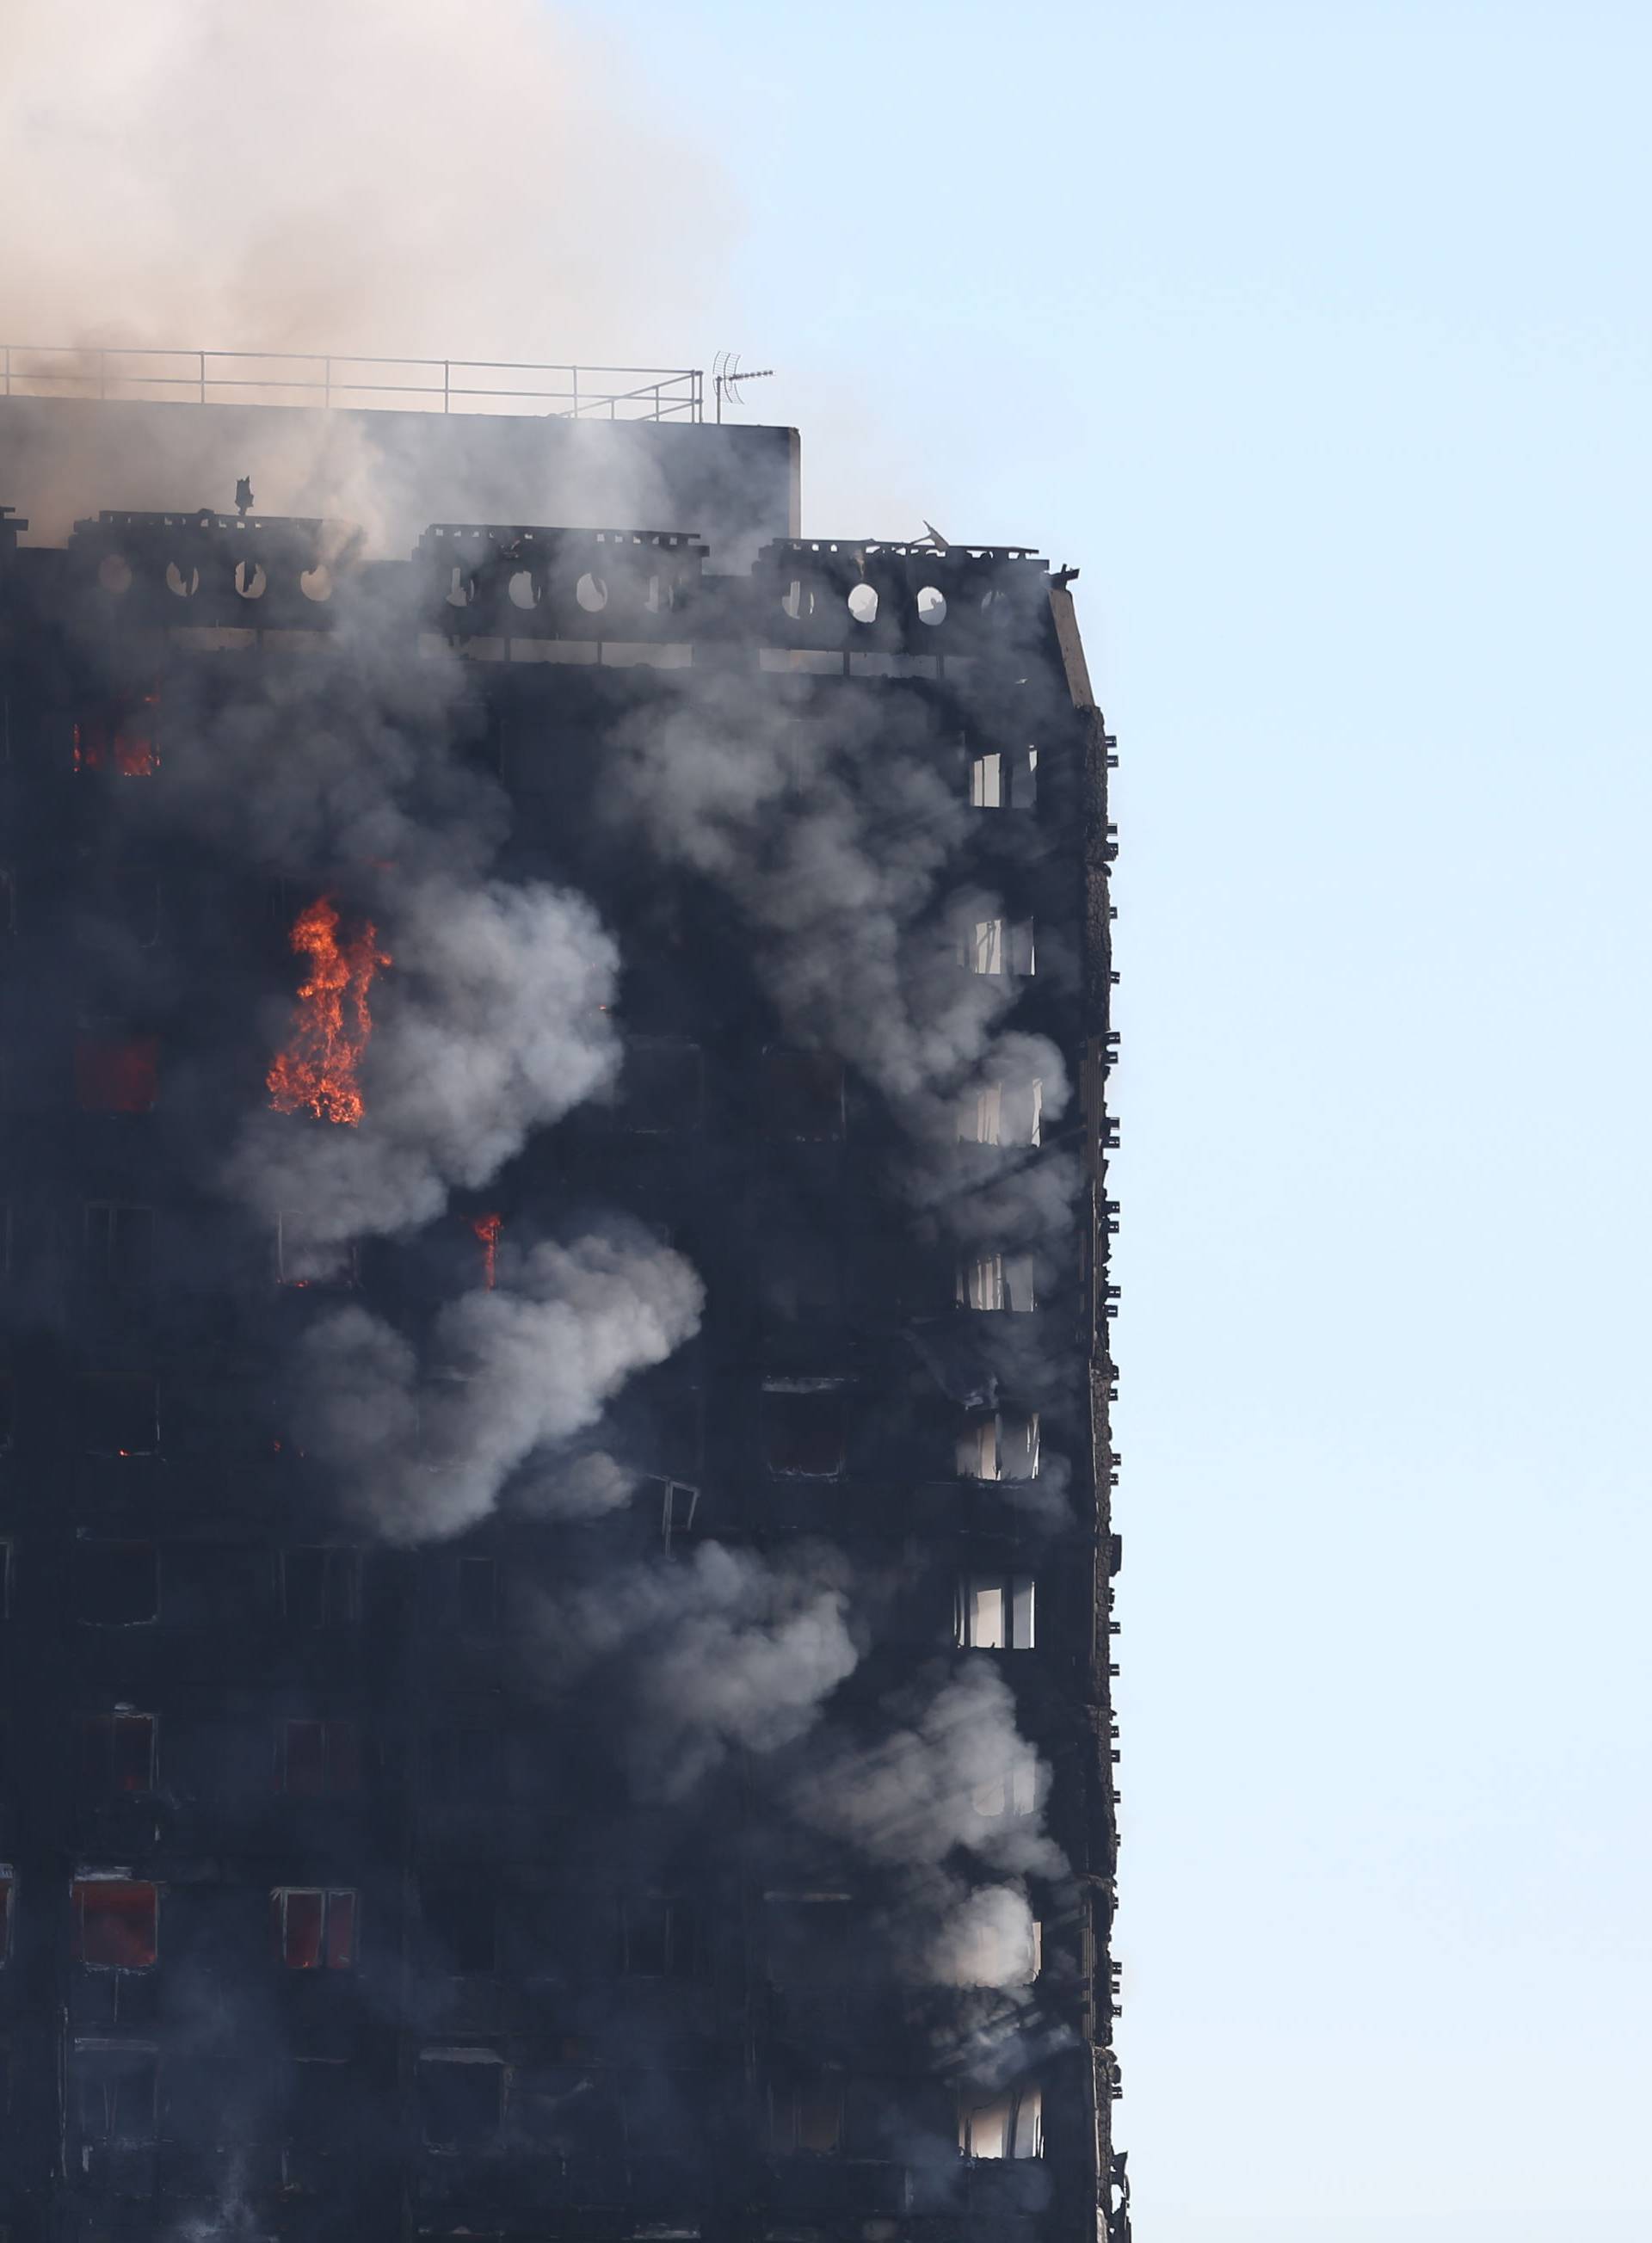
271, 1886, 357, 1970
71, 1876, 158, 1969
956, 1574, 1037, 1650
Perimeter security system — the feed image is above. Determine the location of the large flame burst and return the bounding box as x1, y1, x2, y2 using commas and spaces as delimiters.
267, 897, 390, 1126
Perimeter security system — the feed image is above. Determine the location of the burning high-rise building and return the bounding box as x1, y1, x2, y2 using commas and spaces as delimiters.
0, 357, 1124, 2243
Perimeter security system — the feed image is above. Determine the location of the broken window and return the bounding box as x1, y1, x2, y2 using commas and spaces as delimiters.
77, 1542, 158, 1626
74, 1036, 159, 1113
968, 747, 1038, 810
418, 2050, 505, 2151
762, 1382, 848, 1477
74, 2045, 159, 2144
957, 1410, 1041, 1482
769, 2080, 843, 2156
957, 1079, 1043, 1148
614, 1038, 703, 1132
956, 1574, 1037, 1650
72, 1877, 158, 1969
271, 1887, 357, 1970
282, 1547, 359, 1628
963, 917, 1035, 977
454, 1555, 496, 1631
73, 685, 161, 777
958, 1250, 1037, 1313
762, 1046, 845, 1140
658, 1479, 700, 1553
958, 2082, 1043, 2160
274, 1218, 357, 1289
83, 1204, 154, 1290
79, 1712, 157, 1796
421, 1879, 496, 1975
81, 1371, 160, 1456
279, 1719, 361, 1799
618, 1898, 700, 1979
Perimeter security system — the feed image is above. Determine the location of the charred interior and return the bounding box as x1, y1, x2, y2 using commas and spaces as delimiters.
0, 422, 1123, 2243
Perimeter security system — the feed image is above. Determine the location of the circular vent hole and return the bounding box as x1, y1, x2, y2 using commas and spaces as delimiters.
916, 585, 947, 626
97, 553, 133, 595
508, 570, 538, 611
299, 565, 333, 603
445, 565, 473, 609
235, 560, 267, 600
781, 579, 815, 620
575, 571, 608, 613
165, 562, 199, 600
847, 583, 878, 625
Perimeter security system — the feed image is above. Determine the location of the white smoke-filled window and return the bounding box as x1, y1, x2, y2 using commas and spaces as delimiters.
952, 1904, 1042, 1987
957, 1079, 1043, 1148
969, 747, 1038, 810
973, 1754, 1040, 1822
958, 1251, 1037, 1313
274, 1217, 357, 1290
957, 1410, 1041, 1483
964, 916, 1036, 977
958, 2082, 1043, 2160
955, 1574, 1036, 1651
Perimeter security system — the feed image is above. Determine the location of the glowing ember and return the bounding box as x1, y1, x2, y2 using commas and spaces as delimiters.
267, 897, 390, 1126
473, 1213, 502, 1289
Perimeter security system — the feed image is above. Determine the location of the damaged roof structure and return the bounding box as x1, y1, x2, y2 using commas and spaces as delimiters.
0, 385, 1125, 2243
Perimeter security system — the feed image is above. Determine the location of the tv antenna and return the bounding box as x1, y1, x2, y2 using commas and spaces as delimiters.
713, 351, 774, 424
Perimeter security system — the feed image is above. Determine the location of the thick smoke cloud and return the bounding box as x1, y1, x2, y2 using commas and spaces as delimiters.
532, 1540, 861, 1797
230, 872, 620, 1249
291, 1225, 704, 1541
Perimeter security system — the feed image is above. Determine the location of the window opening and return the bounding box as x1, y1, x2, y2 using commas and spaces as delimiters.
964, 918, 1035, 977
282, 1547, 359, 1628
73, 684, 160, 777
74, 2045, 159, 2144
958, 2083, 1043, 2160
83, 1204, 154, 1290
274, 1218, 357, 1289
418, 2050, 505, 2150
271, 1887, 357, 1970
958, 1079, 1043, 1148
421, 1879, 497, 1975
77, 1542, 158, 1626
72, 1877, 158, 1969
956, 1573, 1037, 1650
619, 1897, 700, 1979
762, 1382, 848, 1477
958, 1251, 1037, 1313
279, 1719, 361, 1798
660, 1480, 700, 1553
79, 1712, 157, 1796
74, 1036, 159, 1114
957, 1411, 1041, 1482
770, 2080, 843, 2156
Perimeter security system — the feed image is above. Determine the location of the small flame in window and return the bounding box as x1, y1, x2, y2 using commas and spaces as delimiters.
473, 1212, 502, 1290
267, 897, 390, 1127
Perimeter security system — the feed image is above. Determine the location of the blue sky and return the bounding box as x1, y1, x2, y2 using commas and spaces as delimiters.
558, 3, 1652, 2234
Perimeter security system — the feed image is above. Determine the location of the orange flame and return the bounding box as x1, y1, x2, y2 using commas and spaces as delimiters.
74, 683, 161, 776
267, 897, 390, 1126
473, 1213, 502, 1289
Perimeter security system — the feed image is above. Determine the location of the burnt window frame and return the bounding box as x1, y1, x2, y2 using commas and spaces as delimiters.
417, 2049, 507, 2153
72, 2041, 161, 2146
78, 1710, 158, 1797
270, 1885, 359, 1971
617, 1895, 701, 1981
277, 1717, 361, 1800
761, 1381, 850, 1479
71, 1876, 160, 1970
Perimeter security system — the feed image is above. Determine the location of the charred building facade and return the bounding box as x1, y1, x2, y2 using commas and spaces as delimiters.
0, 400, 1123, 2243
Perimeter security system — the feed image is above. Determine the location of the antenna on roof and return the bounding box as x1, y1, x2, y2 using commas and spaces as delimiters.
713, 351, 775, 425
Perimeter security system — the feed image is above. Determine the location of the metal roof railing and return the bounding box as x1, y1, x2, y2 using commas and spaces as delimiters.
0, 346, 705, 422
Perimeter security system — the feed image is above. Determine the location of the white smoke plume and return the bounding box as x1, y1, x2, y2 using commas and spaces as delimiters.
290, 1225, 703, 1541
230, 872, 620, 1249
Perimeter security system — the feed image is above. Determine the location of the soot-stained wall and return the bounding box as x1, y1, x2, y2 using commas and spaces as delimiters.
0, 498, 1123, 2243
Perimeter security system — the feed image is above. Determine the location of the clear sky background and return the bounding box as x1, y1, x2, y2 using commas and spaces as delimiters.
556, 4, 1652, 2236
